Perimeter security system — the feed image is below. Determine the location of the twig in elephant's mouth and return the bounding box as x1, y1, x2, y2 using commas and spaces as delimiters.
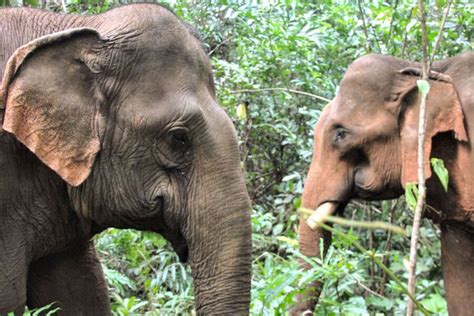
298, 207, 405, 234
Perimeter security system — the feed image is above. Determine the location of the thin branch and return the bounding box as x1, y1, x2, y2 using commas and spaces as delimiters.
317, 222, 428, 314
406, 1, 453, 314
299, 208, 405, 235
407, 1, 430, 314
208, 36, 234, 57
352, 275, 386, 299
351, 200, 383, 214
419, 1, 430, 79
430, 0, 453, 65
401, 7, 416, 58
379, 200, 399, 295
229, 88, 331, 103
61, 0, 67, 12
367, 205, 376, 293
385, 0, 399, 51
357, 0, 372, 53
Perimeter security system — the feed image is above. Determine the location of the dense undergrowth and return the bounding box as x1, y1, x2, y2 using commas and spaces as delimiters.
4, 0, 472, 314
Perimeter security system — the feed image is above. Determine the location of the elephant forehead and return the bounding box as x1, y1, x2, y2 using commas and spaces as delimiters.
339, 53, 413, 105
116, 88, 207, 127
99, 4, 211, 81
331, 91, 381, 121
327, 96, 397, 135
125, 34, 212, 98
100, 4, 194, 42
339, 73, 389, 103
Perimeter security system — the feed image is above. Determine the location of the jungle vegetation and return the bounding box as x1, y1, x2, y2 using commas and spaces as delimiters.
1, 0, 473, 314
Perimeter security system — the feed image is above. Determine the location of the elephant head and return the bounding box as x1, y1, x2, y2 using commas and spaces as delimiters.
293, 53, 470, 313
1, 6, 251, 314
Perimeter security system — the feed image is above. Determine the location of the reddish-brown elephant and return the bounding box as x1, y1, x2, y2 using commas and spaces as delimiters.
292, 52, 474, 315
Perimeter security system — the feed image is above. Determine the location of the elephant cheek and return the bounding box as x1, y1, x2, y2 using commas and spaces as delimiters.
354, 168, 380, 198
354, 167, 403, 199
354, 168, 368, 189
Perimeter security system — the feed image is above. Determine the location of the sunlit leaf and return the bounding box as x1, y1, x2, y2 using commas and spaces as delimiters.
236, 103, 247, 120
431, 157, 449, 191
276, 236, 298, 247
417, 79, 430, 95
405, 182, 419, 211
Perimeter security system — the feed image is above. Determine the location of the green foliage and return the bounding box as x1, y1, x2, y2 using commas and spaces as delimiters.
404, 156, 450, 211
405, 183, 420, 211
431, 157, 449, 191
1, 0, 472, 314
417, 79, 431, 95
16, 304, 61, 316
95, 229, 194, 314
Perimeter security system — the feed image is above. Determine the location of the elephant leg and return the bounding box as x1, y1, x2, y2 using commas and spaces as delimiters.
440, 223, 474, 316
26, 241, 111, 315
0, 249, 28, 315
0, 269, 27, 315
290, 217, 332, 315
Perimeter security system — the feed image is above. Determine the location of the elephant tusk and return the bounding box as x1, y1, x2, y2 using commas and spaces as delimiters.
306, 202, 338, 230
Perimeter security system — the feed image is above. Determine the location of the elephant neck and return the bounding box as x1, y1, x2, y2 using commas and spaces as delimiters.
0, 132, 95, 260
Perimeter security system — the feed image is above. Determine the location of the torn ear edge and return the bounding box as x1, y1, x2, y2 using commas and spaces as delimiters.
400, 79, 468, 187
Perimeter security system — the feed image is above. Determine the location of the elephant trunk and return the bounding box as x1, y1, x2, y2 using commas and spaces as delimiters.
291, 218, 331, 315
186, 151, 252, 315
291, 162, 334, 315
190, 208, 251, 315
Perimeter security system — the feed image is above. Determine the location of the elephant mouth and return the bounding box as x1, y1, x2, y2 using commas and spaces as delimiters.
354, 185, 377, 199
170, 236, 189, 263
354, 184, 403, 200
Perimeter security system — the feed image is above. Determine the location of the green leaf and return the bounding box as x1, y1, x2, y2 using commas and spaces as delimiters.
431, 157, 449, 191
30, 304, 61, 316
272, 223, 284, 235
421, 293, 448, 314
405, 182, 419, 211
435, 0, 447, 9
236, 103, 247, 120
417, 79, 430, 95
276, 235, 298, 247
24, 0, 38, 7
366, 295, 394, 311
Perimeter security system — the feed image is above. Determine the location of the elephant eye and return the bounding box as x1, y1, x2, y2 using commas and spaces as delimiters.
168, 128, 191, 151
334, 128, 347, 142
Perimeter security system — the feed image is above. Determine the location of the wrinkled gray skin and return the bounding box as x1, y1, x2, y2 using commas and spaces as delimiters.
0, 4, 251, 315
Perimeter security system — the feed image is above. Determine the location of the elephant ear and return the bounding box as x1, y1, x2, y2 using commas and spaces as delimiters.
396, 71, 468, 186
1, 28, 104, 187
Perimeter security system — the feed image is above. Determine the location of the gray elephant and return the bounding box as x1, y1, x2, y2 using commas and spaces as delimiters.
292, 52, 474, 315
0, 4, 251, 315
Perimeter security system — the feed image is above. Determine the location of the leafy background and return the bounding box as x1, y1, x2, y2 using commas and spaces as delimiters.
2, 0, 473, 314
